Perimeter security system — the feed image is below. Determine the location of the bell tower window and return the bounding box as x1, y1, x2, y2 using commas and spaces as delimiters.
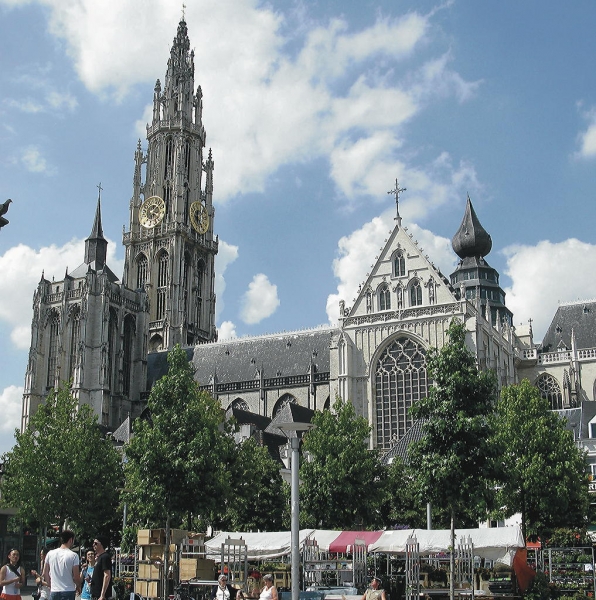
136, 254, 148, 289
156, 251, 169, 320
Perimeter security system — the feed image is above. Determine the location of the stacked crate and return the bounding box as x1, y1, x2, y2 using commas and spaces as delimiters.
179, 533, 217, 581
135, 529, 187, 598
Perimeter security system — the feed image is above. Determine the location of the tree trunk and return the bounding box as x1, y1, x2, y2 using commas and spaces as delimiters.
450, 510, 455, 600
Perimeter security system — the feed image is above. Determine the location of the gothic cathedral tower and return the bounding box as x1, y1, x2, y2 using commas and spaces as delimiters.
123, 19, 218, 351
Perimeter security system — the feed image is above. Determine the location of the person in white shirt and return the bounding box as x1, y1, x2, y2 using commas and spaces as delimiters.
42, 530, 81, 600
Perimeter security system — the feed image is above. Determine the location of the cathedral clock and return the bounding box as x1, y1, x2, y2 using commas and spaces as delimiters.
189, 201, 209, 234
139, 196, 166, 229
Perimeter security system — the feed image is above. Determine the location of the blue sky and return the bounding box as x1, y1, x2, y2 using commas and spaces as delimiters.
2, 0, 596, 454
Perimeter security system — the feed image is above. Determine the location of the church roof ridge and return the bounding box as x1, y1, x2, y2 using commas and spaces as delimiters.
558, 298, 596, 307
211, 324, 336, 345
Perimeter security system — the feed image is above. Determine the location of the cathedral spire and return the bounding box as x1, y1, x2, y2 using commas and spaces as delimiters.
388, 178, 406, 228
84, 188, 108, 268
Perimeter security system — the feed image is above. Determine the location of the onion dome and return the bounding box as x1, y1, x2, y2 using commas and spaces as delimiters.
452, 195, 492, 259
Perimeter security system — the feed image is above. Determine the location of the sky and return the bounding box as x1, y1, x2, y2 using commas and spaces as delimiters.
2, 0, 596, 455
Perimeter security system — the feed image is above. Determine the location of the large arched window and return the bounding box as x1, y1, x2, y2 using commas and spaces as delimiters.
393, 250, 406, 277
272, 393, 297, 418
378, 284, 391, 311
374, 337, 429, 449
156, 251, 169, 320
68, 305, 81, 381
122, 315, 135, 396
410, 279, 422, 306
46, 311, 60, 388
136, 254, 148, 289
107, 309, 118, 390
536, 373, 563, 410
229, 398, 249, 412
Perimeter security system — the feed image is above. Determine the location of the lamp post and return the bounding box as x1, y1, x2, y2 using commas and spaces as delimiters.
277, 422, 316, 600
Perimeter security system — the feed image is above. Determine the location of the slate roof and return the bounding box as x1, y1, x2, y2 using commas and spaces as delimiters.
146, 347, 194, 388
541, 300, 596, 352
555, 401, 596, 439
69, 261, 120, 283
191, 327, 335, 386
380, 419, 426, 465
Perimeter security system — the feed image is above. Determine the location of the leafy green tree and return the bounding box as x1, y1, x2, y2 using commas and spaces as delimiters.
123, 344, 234, 531
0, 382, 123, 542
492, 379, 590, 540
382, 456, 427, 529
221, 437, 285, 530
300, 396, 384, 528
408, 320, 497, 600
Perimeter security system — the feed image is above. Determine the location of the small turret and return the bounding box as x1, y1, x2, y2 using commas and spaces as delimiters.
452, 195, 492, 259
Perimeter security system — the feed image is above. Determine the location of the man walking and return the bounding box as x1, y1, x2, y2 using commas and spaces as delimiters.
43, 530, 81, 600
90, 537, 112, 600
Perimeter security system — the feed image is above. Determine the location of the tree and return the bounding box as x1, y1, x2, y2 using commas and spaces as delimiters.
408, 320, 497, 600
492, 379, 590, 540
0, 382, 122, 543
220, 437, 285, 531
300, 396, 385, 528
123, 344, 234, 532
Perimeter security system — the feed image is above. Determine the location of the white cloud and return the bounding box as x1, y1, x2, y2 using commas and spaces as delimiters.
575, 107, 596, 159
0, 239, 124, 350
214, 239, 239, 322
4, 98, 45, 113
326, 211, 456, 324
0, 385, 22, 455
14, 0, 477, 207
218, 320, 237, 341
240, 273, 280, 325
503, 238, 596, 341
46, 90, 78, 111
21, 145, 52, 173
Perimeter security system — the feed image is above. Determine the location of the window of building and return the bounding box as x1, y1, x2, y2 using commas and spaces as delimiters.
272, 393, 297, 417
378, 284, 391, 311
410, 279, 422, 306
374, 337, 429, 449
107, 309, 118, 390
536, 373, 563, 410
156, 251, 169, 321
136, 254, 148, 289
394, 251, 406, 277
46, 312, 60, 388
68, 306, 81, 381
122, 315, 135, 396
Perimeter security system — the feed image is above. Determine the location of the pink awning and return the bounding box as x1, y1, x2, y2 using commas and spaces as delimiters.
328, 530, 383, 553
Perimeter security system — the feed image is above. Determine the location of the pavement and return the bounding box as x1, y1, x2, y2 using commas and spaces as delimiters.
21, 575, 38, 600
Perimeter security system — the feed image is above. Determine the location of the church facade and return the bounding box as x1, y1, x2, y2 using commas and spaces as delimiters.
20, 20, 596, 469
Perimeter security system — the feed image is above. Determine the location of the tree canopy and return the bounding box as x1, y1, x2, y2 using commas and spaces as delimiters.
220, 437, 286, 531
123, 345, 235, 528
300, 396, 384, 528
492, 379, 590, 540
0, 382, 122, 542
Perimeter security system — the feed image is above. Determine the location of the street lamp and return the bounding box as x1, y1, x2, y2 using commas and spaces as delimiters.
277, 421, 316, 600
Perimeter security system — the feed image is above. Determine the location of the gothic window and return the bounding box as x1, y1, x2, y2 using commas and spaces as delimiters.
410, 279, 422, 306
46, 311, 60, 389
107, 309, 118, 391
366, 291, 372, 313
122, 315, 135, 396
536, 373, 563, 410
272, 393, 297, 418
68, 306, 81, 382
158, 251, 169, 287
378, 284, 391, 311
229, 398, 249, 412
163, 183, 171, 214
164, 137, 173, 178
374, 337, 429, 450
182, 252, 190, 315
136, 254, 148, 289
393, 250, 406, 277
185, 140, 191, 181
196, 260, 205, 326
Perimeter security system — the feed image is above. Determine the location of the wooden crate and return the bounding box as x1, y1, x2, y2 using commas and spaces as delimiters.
135, 581, 161, 598
138, 563, 161, 579
138, 544, 176, 561
179, 557, 216, 580
137, 529, 166, 545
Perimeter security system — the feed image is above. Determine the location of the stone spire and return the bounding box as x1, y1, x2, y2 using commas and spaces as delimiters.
84, 190, 107, 268
452, 195, 492, 259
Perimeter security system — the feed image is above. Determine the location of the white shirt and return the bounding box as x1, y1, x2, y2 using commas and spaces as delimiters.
45, 547, 79, 592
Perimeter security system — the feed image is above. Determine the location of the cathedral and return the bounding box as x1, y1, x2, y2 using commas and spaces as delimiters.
20, 20, 596, 473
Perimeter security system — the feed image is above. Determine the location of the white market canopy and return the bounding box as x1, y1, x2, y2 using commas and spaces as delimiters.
205, 526, 524, 565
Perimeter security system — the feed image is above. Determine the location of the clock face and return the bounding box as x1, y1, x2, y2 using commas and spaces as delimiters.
190, 201, 209, 234
139, 196, 166, 229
